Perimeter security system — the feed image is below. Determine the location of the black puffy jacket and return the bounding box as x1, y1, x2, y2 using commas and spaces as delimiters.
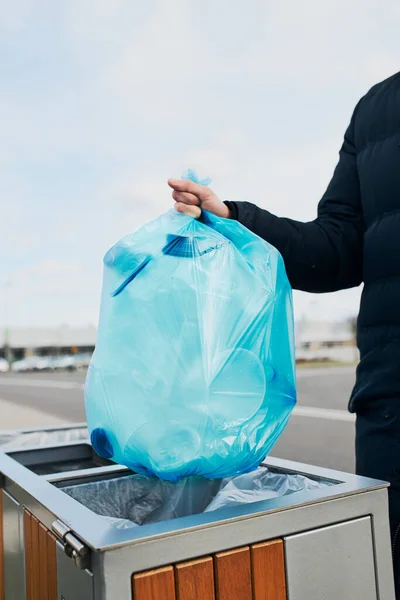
225, 71, 400, 413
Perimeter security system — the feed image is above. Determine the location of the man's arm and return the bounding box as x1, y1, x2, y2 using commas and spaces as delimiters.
225, 106, 364, 293
168, 101, 364, 293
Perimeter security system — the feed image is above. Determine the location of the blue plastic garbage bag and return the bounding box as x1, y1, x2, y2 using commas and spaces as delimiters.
85, 173, 296, 482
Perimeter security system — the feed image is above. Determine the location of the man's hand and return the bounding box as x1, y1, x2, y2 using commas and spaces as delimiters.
168, 179, 231, 219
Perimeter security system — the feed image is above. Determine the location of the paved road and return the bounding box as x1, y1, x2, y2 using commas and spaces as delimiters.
0, 367, 357, 473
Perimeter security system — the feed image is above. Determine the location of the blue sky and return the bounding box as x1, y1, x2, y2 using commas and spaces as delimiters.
1, 0, 399, 327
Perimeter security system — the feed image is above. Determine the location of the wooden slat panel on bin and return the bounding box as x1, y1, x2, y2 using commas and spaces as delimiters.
38, 523, 49, 600
0, 490, 4, 600
30, 515, 40, 600
46, 530, 58, 600
133, 566, 176, 600
24, 511, 33, 600
175, 557, 215, 600
251, 540, 287, 600
214, 547, 252, 600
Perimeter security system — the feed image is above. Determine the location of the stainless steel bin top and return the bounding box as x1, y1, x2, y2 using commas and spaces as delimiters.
7, 442, 112, 475
0, 444, 388, 552
0, 422, 88, 450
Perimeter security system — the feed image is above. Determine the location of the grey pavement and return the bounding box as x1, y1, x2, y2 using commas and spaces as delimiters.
0, 366, 357, 473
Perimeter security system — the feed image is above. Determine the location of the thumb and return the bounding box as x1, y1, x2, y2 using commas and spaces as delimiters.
168, 178, 210, 200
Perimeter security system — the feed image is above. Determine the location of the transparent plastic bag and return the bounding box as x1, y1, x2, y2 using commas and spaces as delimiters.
203, 468, 332, 512
63, 474, 221, 528
85, 172, 296, 481
62, 468, 331, 529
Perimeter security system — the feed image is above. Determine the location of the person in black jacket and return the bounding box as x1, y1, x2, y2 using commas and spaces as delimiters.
168, 71, 400, 592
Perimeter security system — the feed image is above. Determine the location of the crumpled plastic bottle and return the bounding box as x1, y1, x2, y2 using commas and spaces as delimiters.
85, 170, 296, 481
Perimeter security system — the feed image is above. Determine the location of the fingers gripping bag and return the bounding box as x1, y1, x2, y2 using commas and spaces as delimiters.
85, 171, 296, 482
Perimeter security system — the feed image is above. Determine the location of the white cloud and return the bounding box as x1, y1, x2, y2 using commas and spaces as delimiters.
13, 259, 82, 279
3, 259, 100, 328
0, 0, 36, 34
1, 0, 399, 326
247, 0, 399, 86
3, 231, 39, 255
293, 287, 362, 322
99, 2, 217, 126
9, 260, 87, 300
186, 128, 341, 218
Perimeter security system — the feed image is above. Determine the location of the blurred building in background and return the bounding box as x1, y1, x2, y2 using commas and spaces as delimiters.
0, 320, 358, 370
295, 319, 358, 364
0, 326, 96, 368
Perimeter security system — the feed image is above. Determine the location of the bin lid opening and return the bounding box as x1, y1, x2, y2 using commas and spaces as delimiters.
57, 466, 335, 530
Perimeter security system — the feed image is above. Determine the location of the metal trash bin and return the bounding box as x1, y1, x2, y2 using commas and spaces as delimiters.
0, 423, 88, 450
0, 432, 396, 600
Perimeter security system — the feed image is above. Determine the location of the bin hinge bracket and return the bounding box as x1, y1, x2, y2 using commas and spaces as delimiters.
52, 519, 91, 570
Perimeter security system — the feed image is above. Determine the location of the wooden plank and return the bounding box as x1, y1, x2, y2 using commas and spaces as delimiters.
251, 540, 287, 600
30, 515, 40, 600
214, 547, 252, 600
24, 511, 33, 600
133, 566, 176, 600
0, 490, 4, 600
38, 523, 49, 600
175, 557, 215, 600
46, 531, 58, 600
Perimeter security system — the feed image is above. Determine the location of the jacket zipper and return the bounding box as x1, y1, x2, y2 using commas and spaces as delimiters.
393, 522, 400, 557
